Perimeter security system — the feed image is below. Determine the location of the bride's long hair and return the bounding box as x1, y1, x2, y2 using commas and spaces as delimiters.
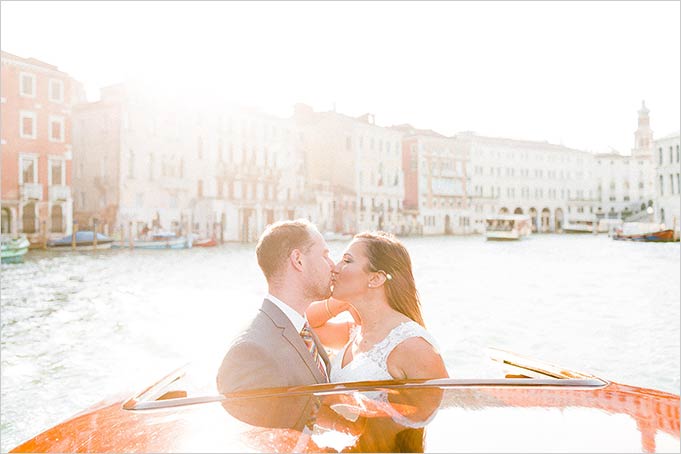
354, 231, 425, 328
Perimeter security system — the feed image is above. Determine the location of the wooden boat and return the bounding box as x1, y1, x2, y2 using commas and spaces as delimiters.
1, 236, 30, 263
485, 214, 532, 240
613, 228, 677, 242
11, 348, 678, 453
47, 231, 114, 250
193, 237, 218, 247
113, 232, 192, 249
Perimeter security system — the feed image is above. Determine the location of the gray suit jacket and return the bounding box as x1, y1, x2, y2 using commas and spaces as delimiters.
216, 299, 331, 430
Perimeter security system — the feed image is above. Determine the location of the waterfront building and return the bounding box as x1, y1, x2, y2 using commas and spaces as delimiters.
460, 132, 597, 233
0, 51, 85, 241
209, 107, 308, 242
294, 104, 405, 234
393, 124, 471, 235
592, 151, 654, 220
72, 82, 307, 242
592, 101, 657, 221
653, 132, 680, 232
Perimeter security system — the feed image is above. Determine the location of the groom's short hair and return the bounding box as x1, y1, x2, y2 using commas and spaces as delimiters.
256, 219, 316, 281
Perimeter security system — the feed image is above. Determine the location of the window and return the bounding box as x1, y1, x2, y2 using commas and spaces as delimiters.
670, 174, 675, 195
49, 79, 64, 103
20, 111, 37, 139
19, 72, 36, 97
49, 159, 64, 185
659, 147, 663, 165
49, 116, 65, 142
670, 147, 674, 165
659, 175, 664, 196
20, 156, 37, 184
197, 179, 203, 198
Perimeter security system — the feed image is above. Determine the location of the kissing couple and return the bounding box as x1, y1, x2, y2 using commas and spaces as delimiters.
217, 219, 448, 395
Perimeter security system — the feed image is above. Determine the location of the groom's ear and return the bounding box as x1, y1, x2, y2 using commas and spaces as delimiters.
290, 249, 304, 271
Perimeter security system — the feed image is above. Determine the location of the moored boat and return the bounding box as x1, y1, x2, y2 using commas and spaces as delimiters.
194, 237, 218, 247
13, 348, 677, 453
112, 232, 193, 249
47, 231, 114, 250
563, 215, 597, 234
484, 214, 532, 240
1, 236, 30, 263
613, 228, 677, 242
323, 231, 353, 242
612, 222, 678, 242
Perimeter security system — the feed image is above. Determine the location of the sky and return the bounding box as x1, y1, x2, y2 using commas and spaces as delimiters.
1, 1, 679, 154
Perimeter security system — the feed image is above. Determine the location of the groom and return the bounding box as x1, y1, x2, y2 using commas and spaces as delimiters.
217, 219, 334, 397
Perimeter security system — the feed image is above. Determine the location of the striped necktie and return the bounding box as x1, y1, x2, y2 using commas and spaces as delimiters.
300, 322, 328, 382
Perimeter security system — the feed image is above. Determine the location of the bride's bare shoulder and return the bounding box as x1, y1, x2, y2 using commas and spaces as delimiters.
387, 335, 449, 380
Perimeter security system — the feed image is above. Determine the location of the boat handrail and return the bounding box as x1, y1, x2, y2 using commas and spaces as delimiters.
124, 376, 607, 411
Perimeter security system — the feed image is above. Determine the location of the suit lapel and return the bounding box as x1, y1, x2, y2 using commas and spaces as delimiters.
260, 299, 327, 383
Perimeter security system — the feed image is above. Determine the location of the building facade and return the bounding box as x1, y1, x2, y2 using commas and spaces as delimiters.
591, 101, 657, 222
72, 83, 307, 242
462, 132, 597, 233
653, 132, 680, 232
396, 125, 471, 235
1, 51, 85, 240
295, 104, 405, 234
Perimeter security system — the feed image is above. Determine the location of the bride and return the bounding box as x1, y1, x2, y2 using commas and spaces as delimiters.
306, 231, 448, 383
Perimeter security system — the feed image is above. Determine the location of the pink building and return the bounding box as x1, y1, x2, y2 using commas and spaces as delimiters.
1, 50, 85, 240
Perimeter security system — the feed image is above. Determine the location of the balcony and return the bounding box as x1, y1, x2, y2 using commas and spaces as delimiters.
20, 183, 43, 200
49, 185, 70, 201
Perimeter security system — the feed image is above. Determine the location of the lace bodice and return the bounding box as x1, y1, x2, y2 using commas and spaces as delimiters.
329, 321, 439, 383
327, 321, 441, 429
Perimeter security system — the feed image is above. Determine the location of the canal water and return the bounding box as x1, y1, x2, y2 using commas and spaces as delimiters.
1, 234, 679, 450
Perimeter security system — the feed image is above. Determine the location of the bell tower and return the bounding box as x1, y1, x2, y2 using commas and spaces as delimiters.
633, 100, 653, 158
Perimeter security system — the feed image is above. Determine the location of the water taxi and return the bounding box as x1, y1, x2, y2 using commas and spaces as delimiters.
12, 348, 677, 453
0, 236, 30, 263
484, 215, 532, 240
562, 215, 597, 234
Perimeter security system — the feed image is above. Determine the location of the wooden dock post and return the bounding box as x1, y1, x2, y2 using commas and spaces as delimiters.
42, 220, 47, 249
129, 221, 134, 249
72, 223, 78, 250
93, 219, 98, 249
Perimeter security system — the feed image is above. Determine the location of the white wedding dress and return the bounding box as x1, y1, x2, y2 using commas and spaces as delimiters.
328, 320, 441, 428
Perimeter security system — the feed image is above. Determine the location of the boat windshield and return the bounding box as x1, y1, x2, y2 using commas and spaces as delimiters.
124, 349, 606, 412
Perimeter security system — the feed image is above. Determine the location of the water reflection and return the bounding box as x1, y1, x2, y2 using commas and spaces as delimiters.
223, 386, 444, 452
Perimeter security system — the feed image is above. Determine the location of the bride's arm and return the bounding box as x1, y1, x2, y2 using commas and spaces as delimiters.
306, 297, 360, 349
